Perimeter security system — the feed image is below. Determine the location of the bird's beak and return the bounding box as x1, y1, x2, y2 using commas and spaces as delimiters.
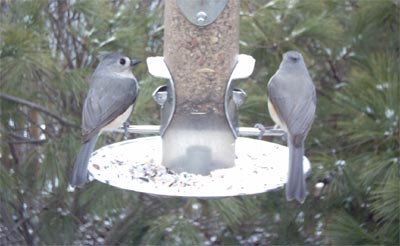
130, 59, 141, 67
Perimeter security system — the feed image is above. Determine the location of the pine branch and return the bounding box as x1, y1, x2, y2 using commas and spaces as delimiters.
0, 92, 78, 128
5, 131, 47, 145
103, 206, 145, 246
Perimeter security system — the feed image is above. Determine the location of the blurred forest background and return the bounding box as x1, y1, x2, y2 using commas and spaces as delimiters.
0, 0, 399, 245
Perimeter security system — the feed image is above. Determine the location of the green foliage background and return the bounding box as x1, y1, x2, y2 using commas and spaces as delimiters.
0, 0, 398, 245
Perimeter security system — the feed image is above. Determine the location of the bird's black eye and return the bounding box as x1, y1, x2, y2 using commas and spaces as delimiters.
119, 58, 126, 65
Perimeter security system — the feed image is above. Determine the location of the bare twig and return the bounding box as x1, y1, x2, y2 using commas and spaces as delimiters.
0, 92, 78, 128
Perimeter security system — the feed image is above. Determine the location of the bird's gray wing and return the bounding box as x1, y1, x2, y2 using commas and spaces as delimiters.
288, 98, 315, 133
267, 75, 316, 140
82, 76, 137, 142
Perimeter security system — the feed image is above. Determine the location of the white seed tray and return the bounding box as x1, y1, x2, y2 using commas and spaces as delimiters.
88, 136, 311, 198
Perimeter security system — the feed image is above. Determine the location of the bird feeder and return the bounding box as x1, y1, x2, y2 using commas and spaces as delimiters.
87, 0, 311, 197
155, 0, 242, 174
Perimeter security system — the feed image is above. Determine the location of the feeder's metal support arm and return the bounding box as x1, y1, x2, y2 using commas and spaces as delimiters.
113, 125, 285, 137
238, 127, 284, 137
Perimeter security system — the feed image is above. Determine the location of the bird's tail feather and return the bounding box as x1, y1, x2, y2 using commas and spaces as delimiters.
69, 135, 98, 187
286, 139, 307, 203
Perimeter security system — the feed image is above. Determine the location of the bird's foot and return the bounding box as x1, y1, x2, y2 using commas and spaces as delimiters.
123, 122, 130, 140
254, 123, 266, 140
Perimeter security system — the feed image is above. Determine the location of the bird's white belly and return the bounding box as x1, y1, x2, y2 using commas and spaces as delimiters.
102, 105, 133, 132
267, 98, 288, 132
